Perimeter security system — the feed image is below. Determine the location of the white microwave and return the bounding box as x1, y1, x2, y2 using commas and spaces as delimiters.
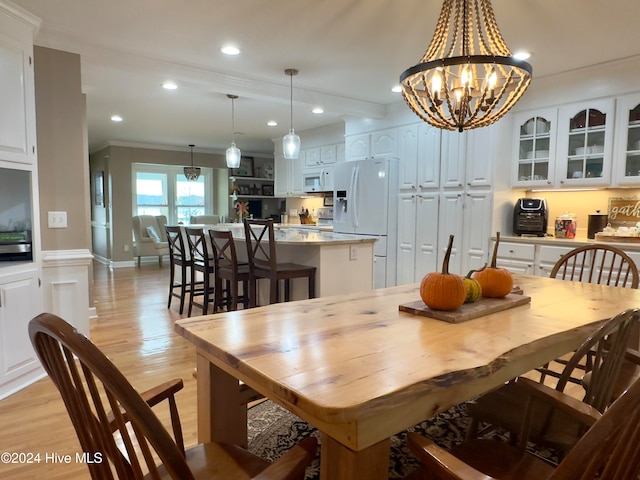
303, 168, 333, 192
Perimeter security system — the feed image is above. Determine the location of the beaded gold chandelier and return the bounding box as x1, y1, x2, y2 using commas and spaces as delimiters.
400, 0, 532, 132
184, 144, 200, 181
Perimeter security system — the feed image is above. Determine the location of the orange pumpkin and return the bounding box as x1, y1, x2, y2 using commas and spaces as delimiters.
420, 234, 466, 311
473, 231, 513, 298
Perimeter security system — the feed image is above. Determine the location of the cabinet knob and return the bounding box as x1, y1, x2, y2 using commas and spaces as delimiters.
509, 249, 514, 253
547, 180, 552, 185
560, 180, 565, 184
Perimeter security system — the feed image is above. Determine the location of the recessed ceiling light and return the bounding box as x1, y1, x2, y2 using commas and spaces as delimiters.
391, 85, 402, 93
162, 81, 178, 90
221, 45, 241, 56
110, 115, 123, 122
266, 120, 278, 127
312, 107, 324, 114
513, 51, 532, 61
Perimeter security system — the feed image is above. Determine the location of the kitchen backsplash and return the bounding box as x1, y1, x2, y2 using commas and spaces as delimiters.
525, 188, 640, 238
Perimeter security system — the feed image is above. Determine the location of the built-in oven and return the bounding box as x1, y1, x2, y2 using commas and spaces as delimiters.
0, 232, 32, 262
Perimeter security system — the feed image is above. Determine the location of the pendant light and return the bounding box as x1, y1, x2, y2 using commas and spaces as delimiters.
184, 144, 201, 181
282, 68, 300, 159
226, 94, 241, 168
399, 0, 532, 132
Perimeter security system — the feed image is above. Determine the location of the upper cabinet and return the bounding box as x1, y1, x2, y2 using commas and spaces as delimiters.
512, 108, 558, 189
511, 99, 615, 189
613, 92, 640, 186
555, 98, 615, 187
345, 128, 397, 162
0, 6, 38, 167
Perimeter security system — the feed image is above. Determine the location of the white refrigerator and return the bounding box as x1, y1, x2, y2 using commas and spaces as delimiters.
333, 158, 399, 288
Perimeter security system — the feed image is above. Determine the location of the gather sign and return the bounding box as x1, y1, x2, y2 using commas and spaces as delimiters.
608, 197, 640, 227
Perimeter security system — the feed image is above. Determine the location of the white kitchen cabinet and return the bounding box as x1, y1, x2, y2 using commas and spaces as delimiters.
613, 92, 640, 186
345, 128, 397, 162
0, 10, 37, 166
536, 244, 575, 277
0, 267, 43, 399
555, 98, 615, 187
397, 191, 439, 284
274, 153, 303, 196
303, 147, 321, 167
397, 124, 494, 281
511, 108, 558, 189
493, 241, 536, 275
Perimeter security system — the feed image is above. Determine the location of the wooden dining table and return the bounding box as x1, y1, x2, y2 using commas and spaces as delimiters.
174, 273, 640, 480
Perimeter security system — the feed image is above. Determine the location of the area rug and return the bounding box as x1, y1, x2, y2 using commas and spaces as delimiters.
247, 400, 560, 479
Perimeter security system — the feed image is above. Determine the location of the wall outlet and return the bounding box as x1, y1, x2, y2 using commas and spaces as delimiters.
48, 211, 68, 228
123, 244, 130, 252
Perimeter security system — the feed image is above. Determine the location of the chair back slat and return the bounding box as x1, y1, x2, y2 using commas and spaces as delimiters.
185, 227, 209, 264
555, 308, 640, 412
550, 244, 639, 288
29, 314, 196, 480
209, 229, 237, 270
165, 226, 189, 262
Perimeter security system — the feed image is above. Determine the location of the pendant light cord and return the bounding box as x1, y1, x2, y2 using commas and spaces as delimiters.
289, 72, 294, 130
231, 97, 236, 142
189, 144, 194, 167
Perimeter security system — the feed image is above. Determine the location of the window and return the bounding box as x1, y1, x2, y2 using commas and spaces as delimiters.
133, 164, 213, 224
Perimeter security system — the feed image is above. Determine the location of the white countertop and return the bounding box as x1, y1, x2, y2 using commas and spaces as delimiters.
499, 234, 640, 252
208, 223, 376, 246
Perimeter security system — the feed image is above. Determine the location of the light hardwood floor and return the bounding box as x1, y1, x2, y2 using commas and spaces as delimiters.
0, 261, 201, 480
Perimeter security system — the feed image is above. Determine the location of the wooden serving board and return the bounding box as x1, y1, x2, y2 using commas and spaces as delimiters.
594, 233, 640, 243
399, 293, 531, 323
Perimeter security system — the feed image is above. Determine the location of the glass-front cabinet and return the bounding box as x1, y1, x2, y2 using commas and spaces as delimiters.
512, 108, 557, 188
556, 99, 615, 187
613, 93, 640, 186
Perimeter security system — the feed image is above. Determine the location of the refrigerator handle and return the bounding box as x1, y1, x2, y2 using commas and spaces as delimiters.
319, 168, 325, 190
352, 165, 359, 228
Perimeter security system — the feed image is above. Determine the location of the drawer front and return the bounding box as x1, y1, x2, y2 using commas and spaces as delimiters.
538, 245, 575, 264
496, 242, 535, 261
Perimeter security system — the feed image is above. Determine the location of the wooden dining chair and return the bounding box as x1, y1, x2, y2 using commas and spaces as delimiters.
165, 225, 199, 315
243, 219, 316, 306
539, 243, 640, 383
406, 373, 640, 480
208, 229, 251, 311
464, 308, 640, 457
185, 227, 215, 316
549, 243, 639, 288
29, 313, 317, 480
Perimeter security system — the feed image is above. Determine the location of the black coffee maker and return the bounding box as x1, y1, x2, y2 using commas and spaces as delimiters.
513, 198, 548, 236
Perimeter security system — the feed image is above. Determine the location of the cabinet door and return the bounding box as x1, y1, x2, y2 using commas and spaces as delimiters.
417, 124, 441, 190
461, 191, 493, 274
440, 130, 467, 189
0, 269, 42, 389
290, 155, 303, 195
345, 134, 370, 162
512, 108, 558, 188
397, 192, 417, 285
438, 191, 465, 275
415, 192, 440, 280
398, 124, 419, 190
0, 31, 35, 165
465, 128, 494, 188
613, 92, 640, 186
371, 129, 397, 158
556, 98, 615, 187
274, 154, 290, 196
304, 147, 321, 167
320, 145, 338, 165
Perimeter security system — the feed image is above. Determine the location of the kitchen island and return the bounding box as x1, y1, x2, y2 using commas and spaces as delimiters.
204, 223, 377, 301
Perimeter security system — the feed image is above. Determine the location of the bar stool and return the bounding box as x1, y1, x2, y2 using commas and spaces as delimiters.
185, 227, 215, 316
165, 225, 200, 314
208, 229, 251, 311
243, 218, 316, 306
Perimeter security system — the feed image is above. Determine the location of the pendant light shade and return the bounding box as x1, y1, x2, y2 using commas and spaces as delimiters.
184, 144, 201, 181
400, 0, 532, 132
225, 94, 241, 169
283, 68, 300, 159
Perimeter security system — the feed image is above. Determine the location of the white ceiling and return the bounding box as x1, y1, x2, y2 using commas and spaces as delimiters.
11, 0, 640, 155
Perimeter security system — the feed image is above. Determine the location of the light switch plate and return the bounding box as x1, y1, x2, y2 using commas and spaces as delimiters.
48, 211, 68, 228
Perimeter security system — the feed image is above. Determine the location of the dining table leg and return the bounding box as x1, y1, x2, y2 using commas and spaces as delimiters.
320, 433, 390, 480
196, 353, 248, 448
